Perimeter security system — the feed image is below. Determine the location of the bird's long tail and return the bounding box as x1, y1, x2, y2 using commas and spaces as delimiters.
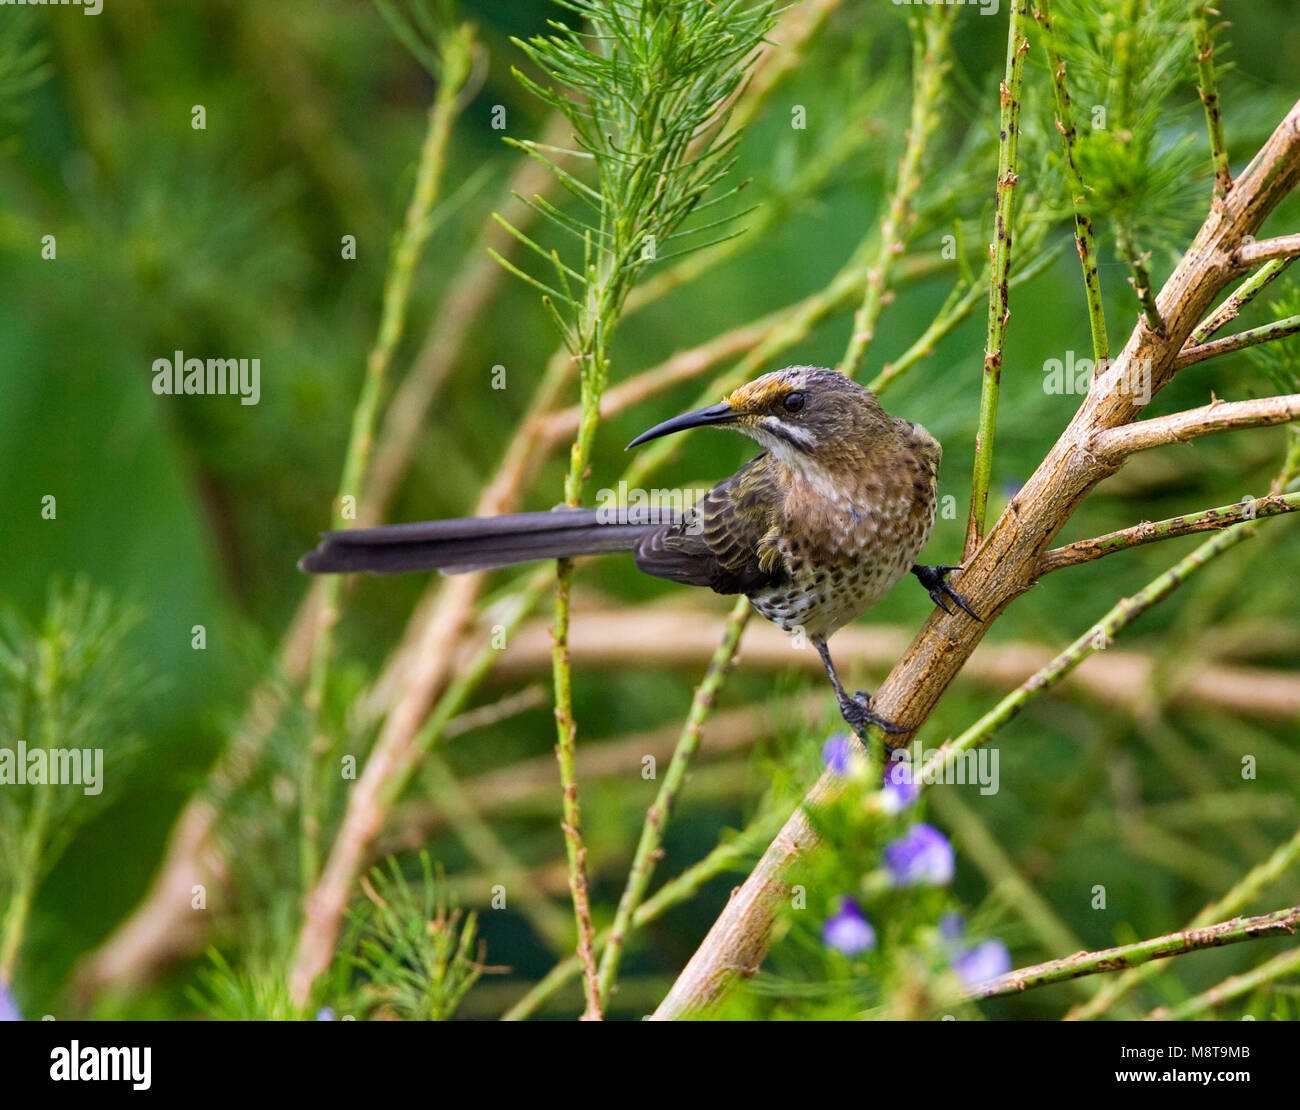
298, 508, 675, 575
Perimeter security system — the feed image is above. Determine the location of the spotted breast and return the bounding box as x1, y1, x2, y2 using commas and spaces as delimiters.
748, 422, 940, 640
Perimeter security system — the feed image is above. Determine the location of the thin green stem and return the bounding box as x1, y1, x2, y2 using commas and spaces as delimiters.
963, 907, 1300, 1003
965, 0, 1032, 558
840, 9, 953, 379
1, 651, 76, 985
1037, 490, 1300, 574
1117, 223, 1165, 335
0, 789, 50, 982
299, 25, 474, 891
551, 310, 613, 1023
0, 877, 34, 983
1187, 258, 1294, 346
1108, 0, 1163, 336
1032, 0, 1109, 366
287, 353, 580, 1004
1193, 3, 1233, 199
502, 805, 788, 1021
1066, 826, 1300, 1020
597, 596, 750, 1008
1109, 0, 1140, 138
1150, 941, 1300, 1020
1176, 314, 1300, 369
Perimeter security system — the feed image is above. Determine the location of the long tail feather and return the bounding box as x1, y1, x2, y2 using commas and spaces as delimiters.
298, 508, 675, 575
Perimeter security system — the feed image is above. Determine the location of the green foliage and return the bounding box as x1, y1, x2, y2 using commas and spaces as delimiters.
0, 579, 151, 979
376, 0, 471, 79
0, 14, 48, 129
3, 0, 1298, 1022
1044, 0, 1204, 254
499, 0, 777, 340
332, 852, 489, 1021
188, 948, 306, 1022
188, 852, 489, 1021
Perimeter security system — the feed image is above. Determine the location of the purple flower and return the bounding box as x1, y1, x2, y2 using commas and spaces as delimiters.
880, 757, 919, 813
885, 823, 954, 886
822, 897, 877, 955
822, 733, 853, 776
939, 911, 965, 943
315, 1006, 336, 1021
954, 939, 1012, 988
0, 983, 21, 1022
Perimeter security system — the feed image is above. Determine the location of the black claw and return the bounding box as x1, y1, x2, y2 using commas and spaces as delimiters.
838, 690, 909, 735
912, 563, 982, 622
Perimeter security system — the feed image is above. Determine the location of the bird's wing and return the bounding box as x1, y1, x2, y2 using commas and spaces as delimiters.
633, 454, 787, 596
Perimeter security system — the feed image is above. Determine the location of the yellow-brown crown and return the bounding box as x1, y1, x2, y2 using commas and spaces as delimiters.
721, 366, 895, 462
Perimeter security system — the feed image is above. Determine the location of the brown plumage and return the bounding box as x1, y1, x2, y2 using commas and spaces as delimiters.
300, 366, 976, 733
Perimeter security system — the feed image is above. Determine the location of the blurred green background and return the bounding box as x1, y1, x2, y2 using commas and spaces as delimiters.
1, 0, 1298, 1019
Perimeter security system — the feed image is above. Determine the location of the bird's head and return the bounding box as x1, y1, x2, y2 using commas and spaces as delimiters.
626, 366, 896, 466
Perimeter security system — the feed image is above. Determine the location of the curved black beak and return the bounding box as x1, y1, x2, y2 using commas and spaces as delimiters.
625, 401, 738, 450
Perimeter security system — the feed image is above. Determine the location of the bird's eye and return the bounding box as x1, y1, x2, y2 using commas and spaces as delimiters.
782, 391, 806, 414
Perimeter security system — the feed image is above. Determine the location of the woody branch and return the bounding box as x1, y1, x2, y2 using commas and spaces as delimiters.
651, 98, 1300, 1020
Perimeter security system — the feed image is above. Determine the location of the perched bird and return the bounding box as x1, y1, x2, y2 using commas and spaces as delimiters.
300, 366, 977, 733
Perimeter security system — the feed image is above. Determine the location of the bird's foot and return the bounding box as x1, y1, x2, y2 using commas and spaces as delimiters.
912, 564, 982, 621
839, 689, 909, 735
